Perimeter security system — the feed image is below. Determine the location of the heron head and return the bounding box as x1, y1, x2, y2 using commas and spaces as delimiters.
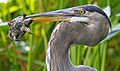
31, 5, 111, 28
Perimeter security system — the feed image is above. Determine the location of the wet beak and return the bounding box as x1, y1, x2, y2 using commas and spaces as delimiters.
26, 10, 76, 22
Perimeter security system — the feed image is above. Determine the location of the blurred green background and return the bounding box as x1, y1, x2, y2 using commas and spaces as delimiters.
0, 0, 120, 71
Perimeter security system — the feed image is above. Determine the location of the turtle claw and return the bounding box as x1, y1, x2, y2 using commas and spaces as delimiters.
25, 27, 32, 34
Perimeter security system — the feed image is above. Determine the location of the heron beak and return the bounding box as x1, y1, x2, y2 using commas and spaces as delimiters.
26, 10, 77, 22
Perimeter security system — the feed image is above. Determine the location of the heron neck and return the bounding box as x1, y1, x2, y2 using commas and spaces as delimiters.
49, 37, 75, 71
46, 22, 74, 71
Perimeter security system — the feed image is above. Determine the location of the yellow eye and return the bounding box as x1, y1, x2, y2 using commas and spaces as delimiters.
71, 8, 86, 14
80, 9, 85, 14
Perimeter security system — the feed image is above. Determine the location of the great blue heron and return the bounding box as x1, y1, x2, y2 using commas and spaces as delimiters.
8, 5, 111, 71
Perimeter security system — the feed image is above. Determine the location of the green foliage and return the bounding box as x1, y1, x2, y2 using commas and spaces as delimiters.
0, 0, 120, 71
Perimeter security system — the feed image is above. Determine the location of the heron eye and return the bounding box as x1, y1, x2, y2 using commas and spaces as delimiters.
71, 9, 86, 15
79, 9, 85, 14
